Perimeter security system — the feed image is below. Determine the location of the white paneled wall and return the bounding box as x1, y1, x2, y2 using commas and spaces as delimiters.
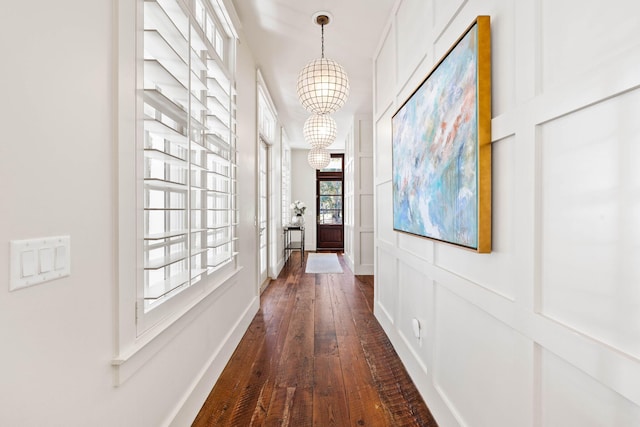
395, 0, 431, 86
344, 116, 374, 274
539, 90, 640, 359
433, 286, 531, 426
540, 349, 640, 426
375, 27, 395, 115
373, 0, 640, 425
291, 149, 317, 251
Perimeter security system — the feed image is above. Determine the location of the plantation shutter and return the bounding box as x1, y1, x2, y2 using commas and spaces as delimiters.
142, 0, 237, 311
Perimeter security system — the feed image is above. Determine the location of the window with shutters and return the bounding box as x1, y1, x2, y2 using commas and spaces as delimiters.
140, 0, 238, 323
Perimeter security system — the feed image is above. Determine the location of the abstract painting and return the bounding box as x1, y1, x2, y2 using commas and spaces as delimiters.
392, 16, 491, 252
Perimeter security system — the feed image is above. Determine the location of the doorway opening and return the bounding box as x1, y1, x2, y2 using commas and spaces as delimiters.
258, 140, 270, 290
316, 154, 344, 251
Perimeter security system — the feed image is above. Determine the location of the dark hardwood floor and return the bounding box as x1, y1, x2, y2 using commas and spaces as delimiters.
193, 252, 437, 426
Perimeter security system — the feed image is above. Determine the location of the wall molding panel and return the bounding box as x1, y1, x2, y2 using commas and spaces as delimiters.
373, 0, 640, 425
344, 116, 375, 275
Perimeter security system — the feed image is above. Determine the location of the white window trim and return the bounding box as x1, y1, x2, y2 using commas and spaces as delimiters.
112, 0, 241, 385
256, 70, 281, 281
257, 70, 277, 145
281, 131, 291, 227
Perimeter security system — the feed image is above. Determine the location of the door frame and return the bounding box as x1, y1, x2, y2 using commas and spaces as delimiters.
258, 139, 270, 292
316, 154, 344, 251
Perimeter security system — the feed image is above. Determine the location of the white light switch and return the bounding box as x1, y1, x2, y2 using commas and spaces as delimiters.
39, 248, 54, 273
54, 245, 67, 271
10, 236, 71, 291
21, 250, 36, 277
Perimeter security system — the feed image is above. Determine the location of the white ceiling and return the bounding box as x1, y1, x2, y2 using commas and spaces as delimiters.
231, 0, 396, 149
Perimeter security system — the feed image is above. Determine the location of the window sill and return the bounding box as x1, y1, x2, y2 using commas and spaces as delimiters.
111, 266, 243, 386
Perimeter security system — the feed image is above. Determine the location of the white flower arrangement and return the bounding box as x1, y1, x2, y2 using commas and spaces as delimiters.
290, 200, 307, 215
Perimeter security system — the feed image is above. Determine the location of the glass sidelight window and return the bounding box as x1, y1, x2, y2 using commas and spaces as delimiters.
318, 180, 343, 224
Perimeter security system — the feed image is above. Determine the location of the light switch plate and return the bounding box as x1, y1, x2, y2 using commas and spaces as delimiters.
39, 247, 54, 273
10, 236, 71, 291
21, 250, 36, 277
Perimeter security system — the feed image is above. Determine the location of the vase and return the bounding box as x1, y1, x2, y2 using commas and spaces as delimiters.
291, 214, 304, 225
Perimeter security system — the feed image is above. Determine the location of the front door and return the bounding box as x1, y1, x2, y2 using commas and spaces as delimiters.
316, 155, 344, 251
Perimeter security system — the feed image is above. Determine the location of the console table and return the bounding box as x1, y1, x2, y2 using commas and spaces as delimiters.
283, 224, 305, 265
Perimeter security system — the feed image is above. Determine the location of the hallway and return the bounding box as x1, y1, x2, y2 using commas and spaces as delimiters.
193, 253, 437, 426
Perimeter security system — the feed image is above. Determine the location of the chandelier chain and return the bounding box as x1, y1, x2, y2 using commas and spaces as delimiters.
296, 12, 349, 116
321, 23, 325, 58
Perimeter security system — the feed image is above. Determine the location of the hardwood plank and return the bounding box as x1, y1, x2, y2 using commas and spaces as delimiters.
193, 263, 295, 426
314, 274, 338, 357
313, 355, 349, 426
329, 274, 393, 426
287, 387, 313, 427
247, 380, 271, 425
192, 252, 437, 426
247, 268, 305, 425
274, 273, 315, 389
355, 275, 375, 313
261, 386, 296, 427
352, 312, 436, 426
191, 318, 266, 426
336, 334, 391, 426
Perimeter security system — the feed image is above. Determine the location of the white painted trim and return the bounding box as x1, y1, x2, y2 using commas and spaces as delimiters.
344, 251, 355, 274
114, 0, 244, 385
166, 296, 260, 427
272, 258, 284, 280
114, 0, 143, 372
375, 304, 460, 427
257, 69, 278, 122
213, 0, 239, 38
112, 267, 244, 385
354, 264, 374, 276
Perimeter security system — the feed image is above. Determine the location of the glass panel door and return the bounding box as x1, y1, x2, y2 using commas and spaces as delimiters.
316, 154, 344, 250
259, 141, 268, 287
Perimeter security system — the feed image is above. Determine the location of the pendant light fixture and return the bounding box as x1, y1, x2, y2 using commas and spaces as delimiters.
296, 13, 350, 115
307, 147, 331, 170
303, 114, 336, 148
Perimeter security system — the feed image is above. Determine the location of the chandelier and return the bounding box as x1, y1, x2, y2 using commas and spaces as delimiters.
307, 147, 331, 170
296, 14, 350, 115
303, 114, 336, 148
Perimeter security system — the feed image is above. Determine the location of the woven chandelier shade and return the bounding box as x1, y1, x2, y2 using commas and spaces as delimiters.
297, 58, 350, 115
303, 114, 337, 148
307, 147, 331, 170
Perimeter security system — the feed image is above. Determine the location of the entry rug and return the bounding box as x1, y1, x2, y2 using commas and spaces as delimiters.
305, 253, 344, 274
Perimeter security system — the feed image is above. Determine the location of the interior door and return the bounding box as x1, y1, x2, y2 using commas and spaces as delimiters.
258, 141, 269, 288
316, 178, 344, 250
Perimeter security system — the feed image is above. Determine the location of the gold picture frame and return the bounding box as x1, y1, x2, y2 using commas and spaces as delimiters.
392, 16, 492, 253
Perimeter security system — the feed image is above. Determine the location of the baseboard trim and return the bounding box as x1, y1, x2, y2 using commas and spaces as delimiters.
344, 252, 355, 273
272, 258, 284, 279
375, 305, 460, 427
166, 296, 260, 427
354, 264, 374, 275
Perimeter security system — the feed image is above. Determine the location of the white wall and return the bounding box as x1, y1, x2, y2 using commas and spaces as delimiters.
373, 0, 640, 425
344, 115, 375, 274
0, 1, 260, 426
291, 149, 318, 251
